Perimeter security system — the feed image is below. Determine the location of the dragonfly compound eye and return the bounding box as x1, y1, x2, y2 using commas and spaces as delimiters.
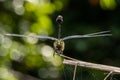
56, 15, 63, 24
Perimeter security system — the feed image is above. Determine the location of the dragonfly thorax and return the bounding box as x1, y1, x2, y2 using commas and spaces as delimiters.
53, 39, 65, 54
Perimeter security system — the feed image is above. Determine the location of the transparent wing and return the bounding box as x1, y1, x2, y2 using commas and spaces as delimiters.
62, 31, 112, 40
5, 33, 57, 41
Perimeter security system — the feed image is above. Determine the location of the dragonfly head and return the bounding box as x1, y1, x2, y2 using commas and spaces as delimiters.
53, 39, 65, 54
56, 15, 63, 24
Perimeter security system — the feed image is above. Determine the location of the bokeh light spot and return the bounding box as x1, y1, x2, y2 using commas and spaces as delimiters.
12, 0, 25, 15
1, 37, 12, 49
25, 55, 43, 68
31, 15, 53, 35
88, 0, 99, 6
50, 55, 63, 67
41, 45, 63, 67
0, 67, 18, 80
23, 32, 39, 44
54, 0, 63, 10
25, 2, 36, 12
41, 45, 54, 57
40, 3, 55, 14
100, 0, 117, 10
10, 49, 24, 61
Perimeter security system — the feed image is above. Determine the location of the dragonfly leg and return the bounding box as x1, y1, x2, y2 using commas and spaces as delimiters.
53, 49, 64, 56
53, 49, 57, 56
53, 49, 61, 56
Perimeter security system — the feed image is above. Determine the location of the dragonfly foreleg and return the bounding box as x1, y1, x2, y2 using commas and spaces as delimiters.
53, 48, 63, 56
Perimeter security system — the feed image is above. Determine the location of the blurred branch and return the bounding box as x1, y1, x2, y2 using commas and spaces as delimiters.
10, 70, 41, 80
63, 59, 120, 74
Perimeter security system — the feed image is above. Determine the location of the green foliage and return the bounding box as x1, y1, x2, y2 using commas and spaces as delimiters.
0, 0, 120, 80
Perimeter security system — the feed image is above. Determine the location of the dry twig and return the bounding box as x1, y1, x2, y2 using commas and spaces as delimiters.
63, 59, 120, 74
104, 71, 113, 80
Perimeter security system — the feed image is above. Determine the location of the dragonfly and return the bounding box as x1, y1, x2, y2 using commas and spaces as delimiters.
5, 15, 112, 80
5, 15, 112, 56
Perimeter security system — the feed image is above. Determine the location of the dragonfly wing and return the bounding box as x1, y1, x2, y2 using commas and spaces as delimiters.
62, 31, 112, 40
85, 31, 111, 36
62, 35, 85, 40
5, 34, 57, 41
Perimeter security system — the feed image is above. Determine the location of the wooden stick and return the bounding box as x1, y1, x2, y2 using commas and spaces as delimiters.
104, 71, 113, 80
63, 59, 120, 74
72, 63, 78, 80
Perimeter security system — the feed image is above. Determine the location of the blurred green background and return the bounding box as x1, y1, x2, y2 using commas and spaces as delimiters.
0, 0, 120, 80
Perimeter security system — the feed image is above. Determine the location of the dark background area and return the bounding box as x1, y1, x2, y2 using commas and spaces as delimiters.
0, 0, 120, 80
